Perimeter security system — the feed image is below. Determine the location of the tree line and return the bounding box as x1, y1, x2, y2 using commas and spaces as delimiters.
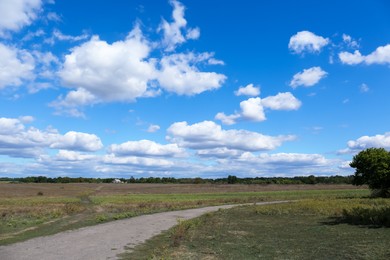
0, 175, 353, 185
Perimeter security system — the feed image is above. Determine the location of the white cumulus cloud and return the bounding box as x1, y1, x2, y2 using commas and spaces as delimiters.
50, 131, 103, 152
215, 92, 301, 125
0, 117, 103, 158
339, 132, 390, 154
338, 50, 364, 65
58, 26, 156, 103
239, 97, 266, 122
290, 67, 327, 88
234, 83, 260, 97
109, 139, 185, 157
167, 121, 295, 151
339, 44, 390, 65
158, 52, 226, 95
288, 31, 329, 54
0, 43, 35, 89
215, 112, 241, 125
261, 92, 301, 110
147, 124, 160, 133
0, 0, 42, 37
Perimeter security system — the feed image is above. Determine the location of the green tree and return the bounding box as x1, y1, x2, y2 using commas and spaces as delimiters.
227, 175, 238, 184
350, 147, 390, 197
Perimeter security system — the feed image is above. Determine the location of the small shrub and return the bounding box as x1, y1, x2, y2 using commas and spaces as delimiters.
170, 218, 201, 246
63, 202, 84, 214
95, 214, 108, 222
341, 206, 390, 227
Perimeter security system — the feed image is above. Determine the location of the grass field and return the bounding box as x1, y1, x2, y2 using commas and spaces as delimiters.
124, 196, 390, 259
0, 183, 365, 245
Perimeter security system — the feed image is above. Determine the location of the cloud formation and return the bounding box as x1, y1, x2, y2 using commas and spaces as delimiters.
0, 0, 42, 37
289, 31, 329, 54
339, 44, 390, 65
167, 120, 295, 151
158, 52, 226, 95
0, 117, 103, 158
234, 83, 260, 97
215, 92, 301, 125
339, 132, 390, 154
109, 140, 185, 157
0, 43, 35, 89
290, 67, 327, 88
158, 0, 200, 51
55, 3, 225, 115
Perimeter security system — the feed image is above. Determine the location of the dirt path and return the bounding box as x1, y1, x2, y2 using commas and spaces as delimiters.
0, 201, 288, 260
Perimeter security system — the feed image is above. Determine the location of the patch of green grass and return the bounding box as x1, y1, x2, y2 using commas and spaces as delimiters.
124, 197, 390, 260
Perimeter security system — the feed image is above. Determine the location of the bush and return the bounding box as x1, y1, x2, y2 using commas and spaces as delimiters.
341, 206, 390, 227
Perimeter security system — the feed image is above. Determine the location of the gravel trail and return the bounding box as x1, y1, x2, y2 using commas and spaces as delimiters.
0, 201, 287, 260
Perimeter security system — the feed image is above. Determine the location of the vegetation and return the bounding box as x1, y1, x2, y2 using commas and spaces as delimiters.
350, 147, 390, 197
0, 183, 365, 245
124, 197, 390, 259
0, 174, 353, 185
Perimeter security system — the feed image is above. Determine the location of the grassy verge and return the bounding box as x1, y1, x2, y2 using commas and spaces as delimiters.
123, 196, 390, 259
0, 186, 369, 245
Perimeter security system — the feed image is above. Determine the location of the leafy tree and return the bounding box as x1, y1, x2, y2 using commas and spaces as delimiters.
350, 148, 390, 197
227, 175, 238, 184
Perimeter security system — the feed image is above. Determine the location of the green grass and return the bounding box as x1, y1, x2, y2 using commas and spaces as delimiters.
123, 196, 390, 259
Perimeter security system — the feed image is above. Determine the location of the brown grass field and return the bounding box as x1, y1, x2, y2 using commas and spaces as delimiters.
0, 183, 368, 245
0, 183, 363, 197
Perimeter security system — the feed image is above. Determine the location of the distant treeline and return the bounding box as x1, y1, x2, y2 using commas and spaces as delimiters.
0, 175, 353, 185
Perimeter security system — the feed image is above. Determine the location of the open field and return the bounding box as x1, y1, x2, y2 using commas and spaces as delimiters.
124, 197, 390, 259
0, 183, 366, 245
0, 183, 361, 197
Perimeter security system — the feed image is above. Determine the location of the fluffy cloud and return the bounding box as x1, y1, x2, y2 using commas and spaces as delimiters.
158, 0, 200, 51
288, 31, 329, 54
339, 132, 390, 154
158, 52, 226, 95
103, 154, 174, 168
109, 140, 185, 157
239, 97, 266, 122
237, 152, 328, 166
289, 67, 327, 88
234, 83, 260, 97
0, 0, 42, 37
339, 44, 390, 65
167, 121, 295, 151
50, 131, 103, 152
147, 124, 160, 133
55, 150, 97, 161
261, 92, 301, 110
0, 117, 103, 158
338, 50, 364, 65
56, 23, 225, 113
215, 92, 301, 125
58, 27, 156, 103
214, 112, 240, 125
0, 43, 35, 89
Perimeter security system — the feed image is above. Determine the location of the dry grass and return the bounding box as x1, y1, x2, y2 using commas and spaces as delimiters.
0, 183, 367, 245
0, 183, 363, 198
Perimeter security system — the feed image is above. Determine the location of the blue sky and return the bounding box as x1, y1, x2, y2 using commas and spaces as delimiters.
1, 0, 390, 178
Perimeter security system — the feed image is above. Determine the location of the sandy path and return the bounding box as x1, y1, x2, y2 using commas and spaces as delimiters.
0, 201, 287, 260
